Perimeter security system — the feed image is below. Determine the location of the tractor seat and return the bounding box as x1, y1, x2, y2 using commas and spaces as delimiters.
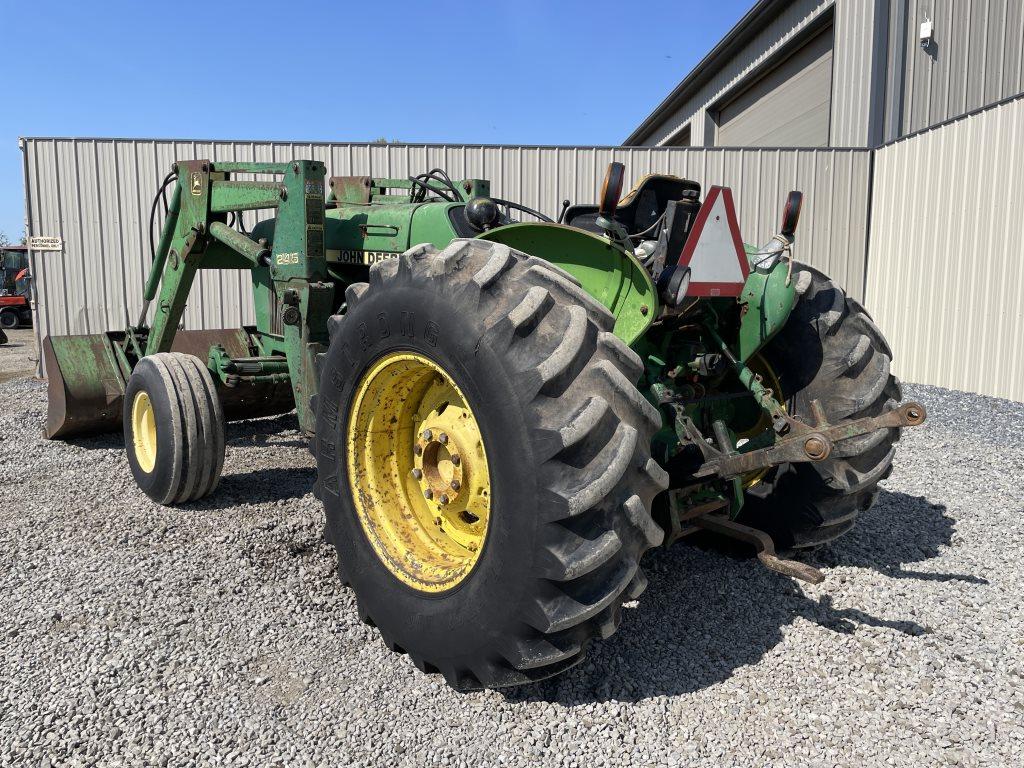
563, 174, 701, 237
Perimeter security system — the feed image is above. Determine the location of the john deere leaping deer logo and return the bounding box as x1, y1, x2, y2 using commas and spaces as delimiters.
190, 172, 202, 196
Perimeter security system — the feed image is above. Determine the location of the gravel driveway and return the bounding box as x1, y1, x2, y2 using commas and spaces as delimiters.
1, 379, 1021, 767
0, 328, 37, 384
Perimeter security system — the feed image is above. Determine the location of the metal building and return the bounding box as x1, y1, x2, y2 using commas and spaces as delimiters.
20, 139, 872, 359
17, 0, 1024, 401
624, 0, 1024, 148
616, 0, 1024, 401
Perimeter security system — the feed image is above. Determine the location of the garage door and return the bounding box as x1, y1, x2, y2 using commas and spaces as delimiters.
715, 25, 834, 147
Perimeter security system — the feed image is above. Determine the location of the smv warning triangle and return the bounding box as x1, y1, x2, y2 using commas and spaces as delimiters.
677, 186, 749, 298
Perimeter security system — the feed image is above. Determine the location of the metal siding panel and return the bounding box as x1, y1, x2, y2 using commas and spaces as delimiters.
830, 0, 890, 147
24, 138, 872, 375
637, 0, 836, 147
1001, 0, 1023, 97
902, 0, 1021, 134
867, 96, 1024, 401
94, 142, 123, 331
29, 141, 62, 343
716, 29, 833, 147
114, 141, 144, 330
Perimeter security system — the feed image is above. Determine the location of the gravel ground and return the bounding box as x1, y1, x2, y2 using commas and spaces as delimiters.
0, 328, 38, 383
1, 378, 1021, 767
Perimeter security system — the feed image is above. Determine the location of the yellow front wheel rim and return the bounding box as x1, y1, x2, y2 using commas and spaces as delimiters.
346, 352, 491, 593
131, 391, 158, 474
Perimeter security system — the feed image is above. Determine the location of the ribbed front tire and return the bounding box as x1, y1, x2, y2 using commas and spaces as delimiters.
313, 240, 667, 690
124, 352, 226, 505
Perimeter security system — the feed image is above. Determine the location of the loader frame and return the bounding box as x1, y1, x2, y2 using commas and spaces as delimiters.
141, 160, 332, 432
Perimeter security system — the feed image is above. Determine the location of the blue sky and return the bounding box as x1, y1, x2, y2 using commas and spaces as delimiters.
0, 0, 753, 239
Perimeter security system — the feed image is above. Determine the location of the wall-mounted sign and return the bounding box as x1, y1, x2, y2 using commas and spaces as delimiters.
28, 236, 63, 251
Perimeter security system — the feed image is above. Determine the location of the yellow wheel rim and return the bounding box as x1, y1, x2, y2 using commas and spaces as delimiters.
346, 352, 492, 593
739, 353, 786, 489
131, 391, 158, 474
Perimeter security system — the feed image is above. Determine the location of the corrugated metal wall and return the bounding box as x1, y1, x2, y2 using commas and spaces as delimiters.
829, 0, 889, 146
634, 0, 1024, 150
866, 95, 1024, 401
22, 96, 1024, 402
22, 138, 872, 374
636, 0, 835, 147
901, 0, 1024, 135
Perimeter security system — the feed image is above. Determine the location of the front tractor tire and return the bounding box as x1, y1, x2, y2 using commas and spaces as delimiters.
124, 353, 226, 505
740, 264, 903, 551
313, 240, 667, 690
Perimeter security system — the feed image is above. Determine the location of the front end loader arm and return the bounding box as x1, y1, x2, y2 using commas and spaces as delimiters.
43, 160, 332, 441
134, 160, 332, 433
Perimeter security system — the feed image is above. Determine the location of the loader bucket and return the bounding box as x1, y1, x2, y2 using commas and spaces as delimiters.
44, 328, 295, 440
43, 332, 128, 439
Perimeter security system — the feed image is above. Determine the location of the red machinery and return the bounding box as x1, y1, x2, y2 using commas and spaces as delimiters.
0, 268, 31, 330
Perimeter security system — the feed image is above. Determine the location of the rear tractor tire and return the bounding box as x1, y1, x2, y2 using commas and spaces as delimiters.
739, 263, 903, 551
124, 352, 226, 505
313, 239, 668, 690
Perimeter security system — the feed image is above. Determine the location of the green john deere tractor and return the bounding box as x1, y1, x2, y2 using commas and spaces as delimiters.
42, 160, 925, 689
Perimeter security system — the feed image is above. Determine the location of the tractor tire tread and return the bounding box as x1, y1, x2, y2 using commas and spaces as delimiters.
316, 238, 665, 690
183, 354, 226, 499
126, 353, 225, 505
738, 263, 902, 552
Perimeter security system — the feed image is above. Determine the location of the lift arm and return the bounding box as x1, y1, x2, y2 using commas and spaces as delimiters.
140, 159, 333, 431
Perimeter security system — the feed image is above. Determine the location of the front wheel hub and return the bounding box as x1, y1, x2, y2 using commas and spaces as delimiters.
347, 352, 491, 592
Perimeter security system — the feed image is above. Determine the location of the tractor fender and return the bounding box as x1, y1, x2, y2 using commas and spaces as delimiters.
736, 250, 799, 362
477, 222, 656, 345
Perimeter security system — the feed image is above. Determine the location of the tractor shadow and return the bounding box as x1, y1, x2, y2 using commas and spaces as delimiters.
63, 412, 316, 508
505, 490, 984, 705
60, 412, 307, 453
64, 433, 122, 451
225, 412, 308, 449
191, 466, 316, 509
191, 413, 315, 509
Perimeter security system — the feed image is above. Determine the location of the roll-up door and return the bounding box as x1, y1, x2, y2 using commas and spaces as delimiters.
715, 25, 834, 147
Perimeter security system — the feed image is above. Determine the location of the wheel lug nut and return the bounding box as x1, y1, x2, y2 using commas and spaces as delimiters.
439, 494, 449, 505
422, 429, 432, 440
451, 454, 461, 466
434, 516, 442, 526
411, 468, 423, 480
438, 432, 448, 444
424, 489, 433, 500
414, 445, 423, 456
450, 479, 460, 491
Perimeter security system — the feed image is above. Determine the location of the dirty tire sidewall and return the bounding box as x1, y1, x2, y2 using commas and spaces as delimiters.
323, 287, 538, 668
315, 240, 667, 690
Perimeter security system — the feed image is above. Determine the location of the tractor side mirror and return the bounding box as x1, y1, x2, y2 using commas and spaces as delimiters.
598, 162, 625, 216
781, 191, 803, 238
